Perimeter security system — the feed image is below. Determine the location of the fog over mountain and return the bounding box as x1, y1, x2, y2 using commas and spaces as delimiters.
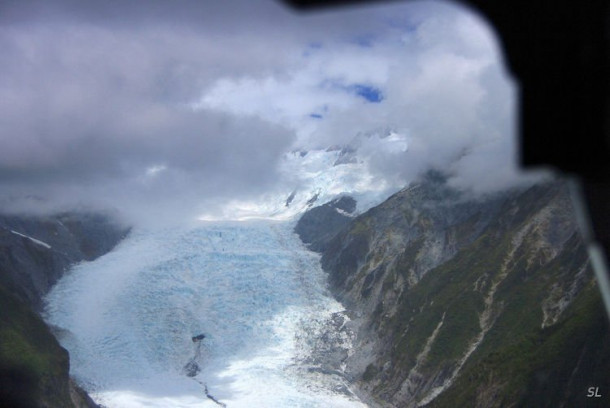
0, 0, 544, 225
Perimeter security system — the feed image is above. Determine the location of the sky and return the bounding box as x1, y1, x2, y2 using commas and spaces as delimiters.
0, 0, 538, 225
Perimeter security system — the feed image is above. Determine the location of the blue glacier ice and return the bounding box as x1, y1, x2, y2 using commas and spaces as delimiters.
44, 220, 366, 408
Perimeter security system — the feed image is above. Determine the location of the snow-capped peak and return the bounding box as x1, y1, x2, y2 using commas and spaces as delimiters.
198, 132, 408, 222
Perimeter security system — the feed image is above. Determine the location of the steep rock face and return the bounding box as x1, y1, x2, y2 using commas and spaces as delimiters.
294, 196, 357, 252
309, 176, 609, 407
0, 212, 129, 311
322, 172, 505, 309
0, 212, 129, 408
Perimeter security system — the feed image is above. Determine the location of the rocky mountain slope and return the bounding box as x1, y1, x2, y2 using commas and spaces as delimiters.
0, 212, 128, 408
298, 172, 610, 407
295, 196, 357, 252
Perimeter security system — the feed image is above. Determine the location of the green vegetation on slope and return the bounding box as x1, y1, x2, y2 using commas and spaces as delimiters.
317, 179, 609, 407
431, 280, 610, 408
0, 212, 128, 408
0, 284, 73, 408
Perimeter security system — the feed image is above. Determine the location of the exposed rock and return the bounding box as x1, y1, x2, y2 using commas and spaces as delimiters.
183, 360, 201, 377
292, 309, 362, 402
285, 190, 297, 207
302, 311, 353, 371
333, 146, 358, 166
295, 196, 357, 252
299, 175, 610, 407
306, 193, 320, 207
0, 212, 130, 311
69, 380, 100, 408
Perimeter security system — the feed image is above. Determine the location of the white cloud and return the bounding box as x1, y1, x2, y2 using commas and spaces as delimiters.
0, 0, 535, 224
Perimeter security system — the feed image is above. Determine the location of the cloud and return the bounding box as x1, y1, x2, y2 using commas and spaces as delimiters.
0, 16, 295, 224
0, 0, 538, 224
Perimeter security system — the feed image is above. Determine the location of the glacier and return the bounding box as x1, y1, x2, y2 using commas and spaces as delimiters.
41, 138, 407, 407
44, 220, 367, 408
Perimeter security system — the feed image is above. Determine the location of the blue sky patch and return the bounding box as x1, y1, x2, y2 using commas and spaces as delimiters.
320, 80, 384, 103
350, 84, 384, 103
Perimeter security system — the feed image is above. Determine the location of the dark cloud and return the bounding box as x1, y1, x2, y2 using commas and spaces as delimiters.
0, 0, 537, 224
0, 7, 297, 223
0, 0, 421, 40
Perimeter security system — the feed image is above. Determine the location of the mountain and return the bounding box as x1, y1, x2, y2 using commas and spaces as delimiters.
299, 172, 610, 407
205, 132, 405, 222
0, 212, 129, 408
295, 195, 357, 252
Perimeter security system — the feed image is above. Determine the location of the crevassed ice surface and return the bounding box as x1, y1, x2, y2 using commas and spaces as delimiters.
44, 220, 366, 408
